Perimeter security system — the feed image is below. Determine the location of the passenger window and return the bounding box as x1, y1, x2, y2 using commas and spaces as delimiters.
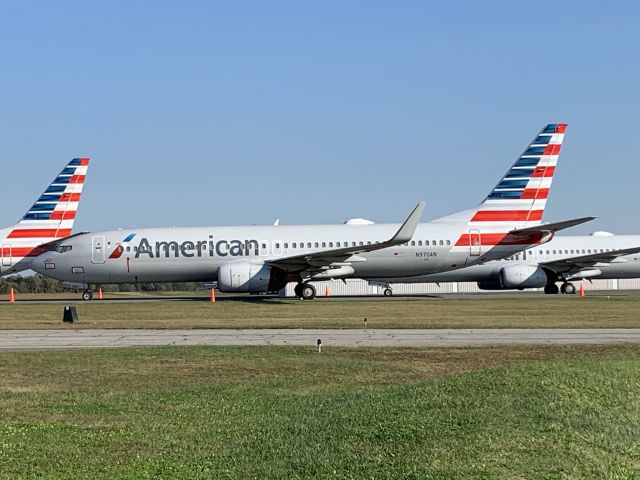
314, 242, 319, 248
359, 241, 364, 246
284, 243, 288, 248
307, 242, 311, 248
329, 242, 333, 247
439, 240, 444, 246
410, 241, 415, 246
446, 240, 451, 245
126, 246, 131, 252
292, 243, 297, 248
367, 241, 371, 245
275, 243, 280, 249
322, 242, 326, 248
352, 242, 356, 247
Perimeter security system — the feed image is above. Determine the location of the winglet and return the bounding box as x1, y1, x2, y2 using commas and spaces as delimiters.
388, 201, 426, 244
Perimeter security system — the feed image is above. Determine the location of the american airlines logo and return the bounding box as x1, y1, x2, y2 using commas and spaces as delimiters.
133, 236, 260, 259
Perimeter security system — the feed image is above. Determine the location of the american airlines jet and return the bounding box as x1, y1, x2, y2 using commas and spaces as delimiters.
0, 158, 90, 276
369, 232, 640, 295
30, 124, 592, 300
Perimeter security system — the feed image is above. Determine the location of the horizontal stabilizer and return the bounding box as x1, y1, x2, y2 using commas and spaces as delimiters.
509, 216, 596, 236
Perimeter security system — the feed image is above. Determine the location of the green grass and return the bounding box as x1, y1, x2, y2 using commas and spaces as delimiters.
0, 345, 638, 478
1, 295, 640, 329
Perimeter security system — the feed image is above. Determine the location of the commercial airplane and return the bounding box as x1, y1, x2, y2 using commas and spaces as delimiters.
0, 158, 90, 277
369, 231, 640, 295
30, 124, 593, 300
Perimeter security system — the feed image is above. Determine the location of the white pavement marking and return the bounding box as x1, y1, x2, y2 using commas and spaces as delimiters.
0, 329, 639, 351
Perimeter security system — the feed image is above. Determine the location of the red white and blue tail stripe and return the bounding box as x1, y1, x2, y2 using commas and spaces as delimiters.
4, 158, 89, 260
471, 123, 566, 225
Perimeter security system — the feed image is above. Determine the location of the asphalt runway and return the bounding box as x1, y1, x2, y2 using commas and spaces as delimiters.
0, 328, 639, 351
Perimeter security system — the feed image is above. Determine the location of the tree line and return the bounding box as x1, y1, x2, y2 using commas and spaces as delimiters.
0, 275, 205, 294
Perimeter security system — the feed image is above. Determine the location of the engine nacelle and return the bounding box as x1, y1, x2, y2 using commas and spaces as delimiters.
499, 264, 548, 289
217, 262, 287, 293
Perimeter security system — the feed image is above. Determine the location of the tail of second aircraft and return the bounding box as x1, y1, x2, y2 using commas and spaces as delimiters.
433, 123, 567, 227
0, 158, 90, 273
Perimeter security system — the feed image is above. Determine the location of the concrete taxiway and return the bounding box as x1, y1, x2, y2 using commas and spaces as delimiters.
0, 328, 639, 351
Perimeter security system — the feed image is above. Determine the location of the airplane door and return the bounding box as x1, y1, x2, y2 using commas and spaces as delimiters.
1, 244, 11, 267
469, 229, 481, 256
92, 236, 106, 264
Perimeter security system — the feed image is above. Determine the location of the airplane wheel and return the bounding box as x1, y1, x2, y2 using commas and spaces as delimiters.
544, 284, 559, 295
301, 284, 316, 300
561, 283, 576, 295
294, 283, 303, 298
82, 290, 94, 301
383, 288, 393, 297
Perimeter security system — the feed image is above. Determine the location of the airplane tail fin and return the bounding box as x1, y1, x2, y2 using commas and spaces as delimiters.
5, 158, 90, 256
434, 124, 567, 226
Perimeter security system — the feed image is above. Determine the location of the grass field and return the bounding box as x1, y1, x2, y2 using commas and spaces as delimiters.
1, 295, 640, 329
0, 345, 638, 478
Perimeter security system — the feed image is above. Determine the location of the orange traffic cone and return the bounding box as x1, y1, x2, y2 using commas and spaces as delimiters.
9, 288, 15, 303
209, 288, 216, 303
98, 288, 103, 301
324, 287, 331, 297
579, 282, 585, 297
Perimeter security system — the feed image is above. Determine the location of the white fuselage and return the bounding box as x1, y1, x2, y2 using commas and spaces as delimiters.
30, 220, 545, 285
373, 234, 640, 285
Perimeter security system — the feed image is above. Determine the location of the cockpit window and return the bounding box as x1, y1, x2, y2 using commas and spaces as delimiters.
55, 245, 73, 253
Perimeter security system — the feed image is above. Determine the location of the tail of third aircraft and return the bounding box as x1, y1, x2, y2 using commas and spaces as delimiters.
434, 123, 567, 227
0, 158, 90, 273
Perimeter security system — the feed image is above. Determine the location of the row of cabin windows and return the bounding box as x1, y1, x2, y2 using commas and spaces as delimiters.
507, 248, 614, 260
539, 248, 612, 255
275, 240, 451, 249
120, 240, 453, 253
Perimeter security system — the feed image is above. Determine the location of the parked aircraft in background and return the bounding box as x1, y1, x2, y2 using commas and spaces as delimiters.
30, 124, 593, 300
369, 232, 640, 295
0, 158, 90, 276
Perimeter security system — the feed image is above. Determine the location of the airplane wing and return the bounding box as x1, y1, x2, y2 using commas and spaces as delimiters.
540, 246, 640, 275
509, 216, 596, 236
266, 202, 426, 273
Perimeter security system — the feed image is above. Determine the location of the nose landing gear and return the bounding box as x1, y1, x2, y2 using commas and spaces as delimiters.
81, 290, 94, 301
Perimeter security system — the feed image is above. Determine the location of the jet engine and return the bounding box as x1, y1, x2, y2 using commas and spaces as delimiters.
499, 264, 548, 289
217, 262, 287, 293
478, 264, 548, 290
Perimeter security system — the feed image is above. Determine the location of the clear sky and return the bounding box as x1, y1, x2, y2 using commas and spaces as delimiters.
1, 1, 638, 233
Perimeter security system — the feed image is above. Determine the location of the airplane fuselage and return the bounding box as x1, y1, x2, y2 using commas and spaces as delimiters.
31, 221, 546, 285
374, 234, 640, 285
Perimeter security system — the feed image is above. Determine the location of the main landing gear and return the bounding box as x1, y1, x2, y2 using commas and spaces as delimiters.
383, 288, 393, 297
294, 283, 316, 300
544, 282, 576, 295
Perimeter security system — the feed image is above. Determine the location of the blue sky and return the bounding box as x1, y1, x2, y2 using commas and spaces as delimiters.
1, 1, 638, 233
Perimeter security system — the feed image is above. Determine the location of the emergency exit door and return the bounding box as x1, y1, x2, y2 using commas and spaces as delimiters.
92, 236, 106, 264
1, 244, 11, 267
